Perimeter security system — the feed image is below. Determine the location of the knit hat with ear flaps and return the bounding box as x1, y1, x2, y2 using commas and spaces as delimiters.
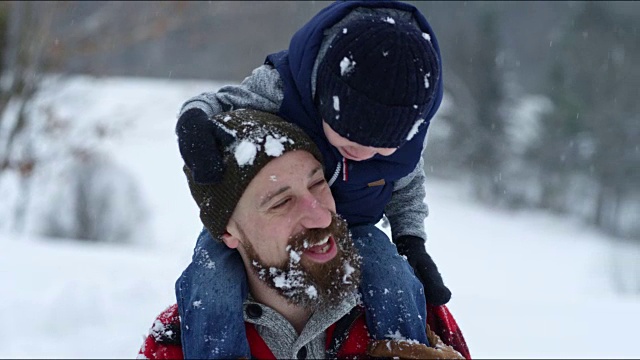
316, 16, 441, 148
184, 109, 324, 241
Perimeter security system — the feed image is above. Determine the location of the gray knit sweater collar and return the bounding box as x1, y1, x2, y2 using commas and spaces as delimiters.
243, 292, 359, 359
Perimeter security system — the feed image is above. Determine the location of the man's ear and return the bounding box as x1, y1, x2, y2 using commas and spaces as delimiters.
221, 221, 240, 249
221, 232, 239, 249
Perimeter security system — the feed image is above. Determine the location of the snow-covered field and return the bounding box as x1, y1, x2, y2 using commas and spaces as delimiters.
1, 76, 639, 358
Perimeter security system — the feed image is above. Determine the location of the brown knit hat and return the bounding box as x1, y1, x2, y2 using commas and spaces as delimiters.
183, 109, 324, 241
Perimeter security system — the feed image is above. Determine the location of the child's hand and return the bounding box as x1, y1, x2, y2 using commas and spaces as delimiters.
176, 108, 235, 184
394, 235, 452, 305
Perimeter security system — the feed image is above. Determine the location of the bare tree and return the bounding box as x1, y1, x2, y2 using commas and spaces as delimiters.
0, 2, 62, 231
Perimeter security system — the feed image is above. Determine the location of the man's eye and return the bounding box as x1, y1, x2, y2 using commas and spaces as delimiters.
311, 179, 326, 188
271, 198, 290, 210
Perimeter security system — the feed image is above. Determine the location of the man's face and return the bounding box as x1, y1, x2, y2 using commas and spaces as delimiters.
322, 120, 397, 161
223, 150, 361, 306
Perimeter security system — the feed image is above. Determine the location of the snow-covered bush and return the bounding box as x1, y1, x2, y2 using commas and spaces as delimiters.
0, 75, 150, 244
0, 142, 149, 244
24, 151, 149, 243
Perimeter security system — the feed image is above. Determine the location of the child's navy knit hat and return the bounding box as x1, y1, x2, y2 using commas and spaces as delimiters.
316, 16, 441, 148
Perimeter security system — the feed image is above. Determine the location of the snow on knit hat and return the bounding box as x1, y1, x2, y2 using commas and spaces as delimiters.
316, 15, 441, 148
183, 109, 323, 241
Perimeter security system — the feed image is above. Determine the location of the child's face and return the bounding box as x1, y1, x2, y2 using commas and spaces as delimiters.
322, 121, 397, 161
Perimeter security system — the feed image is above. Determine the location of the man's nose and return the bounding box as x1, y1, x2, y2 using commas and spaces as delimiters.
298, 193, 332, 230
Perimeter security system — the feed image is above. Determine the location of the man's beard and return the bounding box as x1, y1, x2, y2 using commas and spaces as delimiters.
238, 213, 361, 309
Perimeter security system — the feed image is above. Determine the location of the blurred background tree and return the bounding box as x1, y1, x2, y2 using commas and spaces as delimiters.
528, 1, 640, 239
0, 1, 638, 243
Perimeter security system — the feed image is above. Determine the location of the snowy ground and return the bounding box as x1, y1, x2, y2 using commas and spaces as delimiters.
1, 76, 639, 358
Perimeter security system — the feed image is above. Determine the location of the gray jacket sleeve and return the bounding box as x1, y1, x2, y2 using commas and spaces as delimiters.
384, 143, 429, 242
178, 64, 284, 119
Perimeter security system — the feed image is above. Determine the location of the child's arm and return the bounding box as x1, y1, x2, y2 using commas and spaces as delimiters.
175, 64, 284, 183
384, 155, 429, 242
385, 156, 452, 305
178, 64, 284, 121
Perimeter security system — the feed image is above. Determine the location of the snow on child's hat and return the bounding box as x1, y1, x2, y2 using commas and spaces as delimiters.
184, 109, 323, 241
316, 15, 441, 149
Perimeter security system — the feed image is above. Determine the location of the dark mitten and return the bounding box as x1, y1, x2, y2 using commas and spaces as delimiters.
176, 108, 235, 184
394, 235, 452, 305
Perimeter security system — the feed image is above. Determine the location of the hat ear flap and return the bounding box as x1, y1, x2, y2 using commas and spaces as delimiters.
190, 120, 236, 184
210, 121, 237, 151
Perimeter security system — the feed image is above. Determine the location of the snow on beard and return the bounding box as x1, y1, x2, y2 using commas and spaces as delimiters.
241, 213, 361, 308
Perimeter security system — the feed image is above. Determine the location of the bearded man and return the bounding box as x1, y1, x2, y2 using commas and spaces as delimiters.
138, 109, 464, 359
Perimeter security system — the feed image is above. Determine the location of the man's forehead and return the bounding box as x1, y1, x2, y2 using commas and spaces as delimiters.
246, 151, 323, 200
